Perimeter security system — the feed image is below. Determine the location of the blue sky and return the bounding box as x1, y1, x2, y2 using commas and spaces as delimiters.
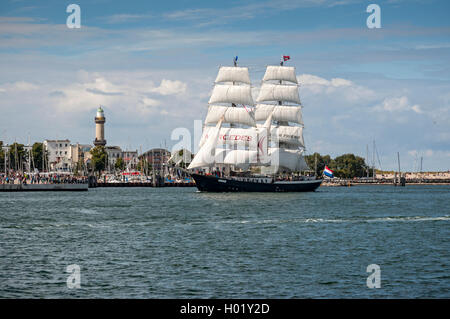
0, 0, 449, 171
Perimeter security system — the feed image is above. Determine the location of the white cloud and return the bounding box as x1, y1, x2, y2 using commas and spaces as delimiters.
51, 77, 124, 113
330, 78, 353, 87
103, 14, 153, 24
150, 79, 187, 96
411, 105, 423, 114
0, 81, 39, 92
299, 74, 354, 88
140, 97, 160, 107
0, 70, 195, 130
298, 74, 376, 102
163, 0, 359, 26
298, 74, 330, 87
136, 97, 161, 115
26, 74, 189, 118
408, 150, 418, 157
373, 96, 423, 113
408, 149, 450, 158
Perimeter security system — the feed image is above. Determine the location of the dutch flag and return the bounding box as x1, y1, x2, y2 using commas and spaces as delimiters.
323, 166, 334, 178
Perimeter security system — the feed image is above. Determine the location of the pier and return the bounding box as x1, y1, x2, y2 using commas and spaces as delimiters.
95, 182, 195, 188
0, 183, 88, 192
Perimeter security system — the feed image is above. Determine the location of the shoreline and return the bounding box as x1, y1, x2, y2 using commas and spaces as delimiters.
322, 182, 450, 186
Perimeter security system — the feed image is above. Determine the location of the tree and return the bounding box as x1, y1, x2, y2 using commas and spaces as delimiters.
304, 152, 369, 178
332, 153, 368, 178
90, 146, 107, 175
304, 152, 333, 176
115, 157, 125, 171
9, 143, 26, 171
32, 142, 45, 171
73, 157, 88, 176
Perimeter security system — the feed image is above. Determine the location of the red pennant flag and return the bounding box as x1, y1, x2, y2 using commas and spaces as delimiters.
283, 55, 290, 61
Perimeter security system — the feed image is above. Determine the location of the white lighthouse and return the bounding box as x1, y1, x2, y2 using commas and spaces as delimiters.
94, 106, 106, 146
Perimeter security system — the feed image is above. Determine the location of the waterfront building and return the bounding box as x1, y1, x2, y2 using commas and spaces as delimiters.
140, 148, 171, 172
122, 150, 139, 170
105, 146, 123, 169
71, 143, 93, 165
43, 139, 73, 171
94, 106, 106, 146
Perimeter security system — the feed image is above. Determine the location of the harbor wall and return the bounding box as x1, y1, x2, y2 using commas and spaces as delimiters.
0, 184, 88, 192
96, 182, 195, 187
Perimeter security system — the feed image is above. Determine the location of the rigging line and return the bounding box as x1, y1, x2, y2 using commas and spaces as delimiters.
374, 142, 383, 172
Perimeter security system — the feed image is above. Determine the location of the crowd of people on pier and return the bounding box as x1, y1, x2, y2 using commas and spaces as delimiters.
0, 172, 88, 185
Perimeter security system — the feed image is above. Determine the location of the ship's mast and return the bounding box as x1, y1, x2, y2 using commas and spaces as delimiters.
366, 144, 369, 178
277, 58, 283, 178
188, 56, 257, 172
277, 58, 288, 127
255, 57, 307, 175
372, 140, 376, 179
229, 56, 237, 175
230, 56, 237, 117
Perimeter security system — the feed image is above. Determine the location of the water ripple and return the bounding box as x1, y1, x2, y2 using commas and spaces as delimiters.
0, 185, 449, 298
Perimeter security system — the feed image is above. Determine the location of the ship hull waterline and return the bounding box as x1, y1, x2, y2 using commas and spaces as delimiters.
191, 174, 322, 192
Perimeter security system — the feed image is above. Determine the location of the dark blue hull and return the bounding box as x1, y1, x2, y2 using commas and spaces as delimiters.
191, 174, 322, 192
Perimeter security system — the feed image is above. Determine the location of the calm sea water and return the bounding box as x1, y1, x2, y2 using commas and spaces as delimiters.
0, 185, 449, 298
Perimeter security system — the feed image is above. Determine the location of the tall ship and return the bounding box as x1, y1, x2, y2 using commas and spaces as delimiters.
188, 56, 322, 192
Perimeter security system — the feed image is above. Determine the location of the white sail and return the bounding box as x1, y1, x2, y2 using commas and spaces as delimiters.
188, 119, 223, 169
262, 66, 298, 84
199, 127, 259, 148
214, 149, 259, 167
189, 61, 311, 174
264, 147, 310, 171
215, 66, 251, 84
209, 85, 254, 106
255, 104, 303, 125
255, 111, 273, 164
205, 105, 256, 127
271, 126, 304, 147
256, 84, 301, 104
298, 154, 309, 171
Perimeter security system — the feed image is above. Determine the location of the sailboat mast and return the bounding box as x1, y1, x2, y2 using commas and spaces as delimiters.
230, 56, 237, 122
372, 140, 376, 178
314, 153, 317, 177
15, 141, 18, 172
279, 58, 283, 99
366, 144, 369, 178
